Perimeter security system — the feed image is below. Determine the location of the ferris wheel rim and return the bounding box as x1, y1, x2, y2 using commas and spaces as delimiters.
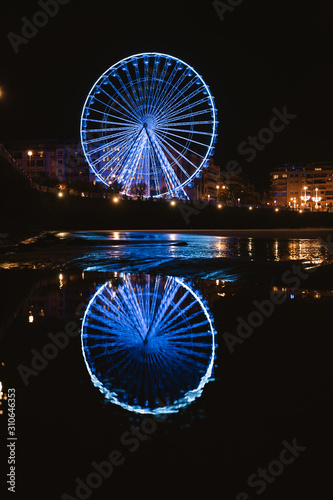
80, 52, 218, 198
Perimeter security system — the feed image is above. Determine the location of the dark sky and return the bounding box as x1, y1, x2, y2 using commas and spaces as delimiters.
1, 0, 332, 189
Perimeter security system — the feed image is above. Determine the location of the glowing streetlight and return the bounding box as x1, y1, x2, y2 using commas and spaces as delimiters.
301, 186, 310, 207
312, 188, 321, 209
27, 150, 33, 177
113, 196, 119, 203
58, 192, 63, 198
170, 200, 176, 206
217, 204, 222, 209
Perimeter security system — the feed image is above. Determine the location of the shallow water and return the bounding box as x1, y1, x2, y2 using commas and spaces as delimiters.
0, 231, 330, 277
0, 232, 331, 498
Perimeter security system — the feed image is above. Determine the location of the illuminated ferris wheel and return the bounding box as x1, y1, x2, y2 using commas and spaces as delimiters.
80, 52, 218, 198
81, 273, 216, 414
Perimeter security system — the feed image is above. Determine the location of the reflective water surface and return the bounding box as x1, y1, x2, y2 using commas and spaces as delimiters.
0, 230, 330, 275
0, 231, 332, 498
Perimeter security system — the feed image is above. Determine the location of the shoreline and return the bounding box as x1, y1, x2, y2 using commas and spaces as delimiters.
59, 227, 333, 239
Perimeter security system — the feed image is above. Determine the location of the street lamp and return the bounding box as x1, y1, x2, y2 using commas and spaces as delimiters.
28, 150, 33, 179
312, 188, 321, 210
301, 186, 310, 208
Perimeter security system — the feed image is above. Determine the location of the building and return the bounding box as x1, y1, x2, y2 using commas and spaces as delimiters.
7, 139, 94, 184
185, 158, 220, 200
271, 162, 333, 210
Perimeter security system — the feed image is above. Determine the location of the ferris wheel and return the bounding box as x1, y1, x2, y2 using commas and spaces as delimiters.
81, 273, 216, 414
80, 52, 218, 198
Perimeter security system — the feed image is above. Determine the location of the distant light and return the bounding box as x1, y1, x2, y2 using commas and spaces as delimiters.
249, 206, 253, 210
113, 196, 119, 203
28, 150, 33, 156
299, 209, 303, 213
170, 200, 176, 206
222, 185, 226, 189
28, 314, 34, 323
275, 208, 279, 212
217, 204, 222, 209
58, 192, 63, 198
216, 185, 220, 189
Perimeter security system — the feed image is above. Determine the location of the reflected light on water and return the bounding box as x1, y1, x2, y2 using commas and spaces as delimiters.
214, 238, 229, 257
81, 273, 216, 415
286, 239, 325, 264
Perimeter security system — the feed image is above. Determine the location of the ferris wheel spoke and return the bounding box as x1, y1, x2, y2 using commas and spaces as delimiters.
145, 56, 162, 115
147, 65, 179, 117
156, 291, 194, 334
155, 79, 204, 121
113, 66, 143, 119
147, 57, 173, 116
161, 108, 214, 124
149, 62, 189, 117
85, 116, 139, 127
103, 135, 142, 180
84, 104, 140, 126
105, 71, 142, 121
161, 95, 211, 123
155, 129, 205, 168
157, 128, 210, 150
86, 91, 138, 123
119, 132, 147, 191
83, 127, 134, 144
148, 132, 183, 195
155, 136, 191, 179
149, 148, 162, 195
121, 65, 142, 111
153, 74, 203, 120
157, 125, 213, 137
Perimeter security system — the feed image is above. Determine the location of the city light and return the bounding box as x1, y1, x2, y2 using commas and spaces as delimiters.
275, 208, 279, 212
28, 313, 34, 323
58, 192, 63, 198
249, 206, 253, 210
113, 196, 119, 203
170, 200, 176, 206
217, 204, 222, 209
28, 150, 33, 156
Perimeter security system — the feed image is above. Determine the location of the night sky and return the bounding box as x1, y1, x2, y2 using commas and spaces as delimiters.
1, 0, 332, 190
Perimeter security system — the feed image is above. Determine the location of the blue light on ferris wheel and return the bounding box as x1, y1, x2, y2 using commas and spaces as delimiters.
81, 273, 216, 415
80, 52, 218, 198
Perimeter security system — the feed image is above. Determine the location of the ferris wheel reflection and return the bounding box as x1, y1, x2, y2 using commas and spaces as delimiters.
81, 273, 216, 414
